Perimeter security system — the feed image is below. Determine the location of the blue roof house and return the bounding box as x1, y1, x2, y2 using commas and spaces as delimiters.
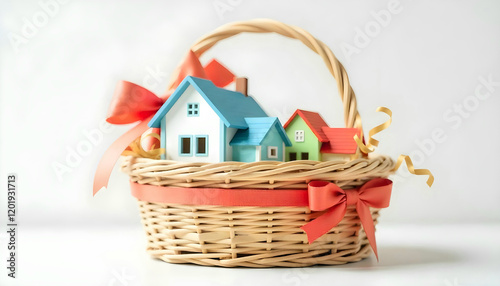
230, 117, 292, 162
149, 76, 291, 163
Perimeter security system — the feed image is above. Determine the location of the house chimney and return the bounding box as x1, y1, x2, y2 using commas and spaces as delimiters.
235, 77, 248, 96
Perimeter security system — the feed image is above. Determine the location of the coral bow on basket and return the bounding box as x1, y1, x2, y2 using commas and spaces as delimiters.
93, 51, 235, 195
301, 178, 393, 260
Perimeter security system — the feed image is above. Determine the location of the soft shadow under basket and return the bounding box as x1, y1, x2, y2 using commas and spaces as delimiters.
122, 19, 395, 267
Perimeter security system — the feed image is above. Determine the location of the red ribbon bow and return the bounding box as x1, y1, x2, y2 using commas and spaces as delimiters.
93, 50, 235, 195
301, 178, 393, 260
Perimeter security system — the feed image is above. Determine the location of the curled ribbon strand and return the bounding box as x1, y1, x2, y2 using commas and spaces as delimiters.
354, 107, 434, 187
393, 155, 434, 187
122, 133, 165, 159
354, 107, 392, 153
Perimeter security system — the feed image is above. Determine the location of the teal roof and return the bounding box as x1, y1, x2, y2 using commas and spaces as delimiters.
230, 117, 292, 146
149, 76, 267, 129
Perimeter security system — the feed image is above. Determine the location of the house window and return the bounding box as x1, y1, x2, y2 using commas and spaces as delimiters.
301, 152, 309, 160
295, 130, 304, 142
289, 152, 297, 161
195, 135, 208, 156
187, 103, 199, 117
268, 146, 278, 159
179, 135, 192, 156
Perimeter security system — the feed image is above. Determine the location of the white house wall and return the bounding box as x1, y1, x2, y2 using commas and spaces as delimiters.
225, 127, 237, 161
162, 85, 221, 162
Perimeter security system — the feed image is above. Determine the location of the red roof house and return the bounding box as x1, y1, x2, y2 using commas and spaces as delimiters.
283, 109, 360, 161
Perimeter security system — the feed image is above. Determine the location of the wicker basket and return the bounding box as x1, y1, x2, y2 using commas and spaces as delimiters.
121, 19, 396, 267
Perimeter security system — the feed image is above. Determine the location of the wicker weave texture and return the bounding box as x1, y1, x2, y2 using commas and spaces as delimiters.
123, 155, 394, 190
139, 201, 379, 267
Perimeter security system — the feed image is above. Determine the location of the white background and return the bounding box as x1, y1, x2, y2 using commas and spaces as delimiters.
1, 0, 499, 285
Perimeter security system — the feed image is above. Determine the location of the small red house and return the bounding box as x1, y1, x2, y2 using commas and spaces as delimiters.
283, 109, 360, 161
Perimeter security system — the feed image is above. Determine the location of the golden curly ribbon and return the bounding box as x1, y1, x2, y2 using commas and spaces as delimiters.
354, 107, 392, 153
122, 133, 165, 159
392, 155, 434, 187
354, 107, 434, 187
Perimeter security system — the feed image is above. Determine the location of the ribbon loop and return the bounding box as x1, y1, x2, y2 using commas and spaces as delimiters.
106, 81, 164, 124
307, 181, 344, 211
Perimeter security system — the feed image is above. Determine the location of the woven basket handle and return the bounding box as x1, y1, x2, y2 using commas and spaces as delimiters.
168, 18, 363, 132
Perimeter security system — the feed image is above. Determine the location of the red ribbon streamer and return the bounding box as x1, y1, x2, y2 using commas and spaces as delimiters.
130, 178, 392, 259
93, 51, 235, 195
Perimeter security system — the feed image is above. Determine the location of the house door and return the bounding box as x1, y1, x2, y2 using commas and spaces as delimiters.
301, 152, 309, 160
289, 152, 297, 161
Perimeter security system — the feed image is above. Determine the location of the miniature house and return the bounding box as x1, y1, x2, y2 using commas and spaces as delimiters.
230, 117, 291, 162
148, 76, 291, 163
283, 109, 360, 161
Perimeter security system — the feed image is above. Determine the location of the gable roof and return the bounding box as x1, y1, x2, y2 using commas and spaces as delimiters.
230, 117, 292, 146
320, 127, 360, 154
283, 109, 330, 142
149, 76, 267, 129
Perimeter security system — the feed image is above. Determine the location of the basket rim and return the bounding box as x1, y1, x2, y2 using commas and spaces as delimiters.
121, 154, 395, 190
122, 154, 394, 168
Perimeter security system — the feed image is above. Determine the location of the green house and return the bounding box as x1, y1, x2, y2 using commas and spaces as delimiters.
283, 109, 360, 161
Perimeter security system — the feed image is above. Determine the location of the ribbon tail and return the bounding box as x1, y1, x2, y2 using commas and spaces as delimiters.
357, 201, 379, 261
92, 115, 154, 196
301, 204, 347, 243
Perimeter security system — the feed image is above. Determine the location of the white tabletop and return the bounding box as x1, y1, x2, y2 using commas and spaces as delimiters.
1, 223, 499, 286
